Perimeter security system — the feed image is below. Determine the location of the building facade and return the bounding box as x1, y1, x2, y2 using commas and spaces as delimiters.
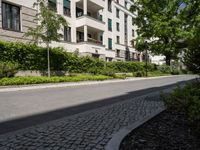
0, 0, 145, 62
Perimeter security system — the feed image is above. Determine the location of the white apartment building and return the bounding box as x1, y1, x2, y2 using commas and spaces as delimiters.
0, 0, 146, 62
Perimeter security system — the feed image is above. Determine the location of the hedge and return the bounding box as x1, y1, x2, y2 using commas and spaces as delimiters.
0, 41, 105, 73
0, 41, 157, 74
0, 75, 114, 86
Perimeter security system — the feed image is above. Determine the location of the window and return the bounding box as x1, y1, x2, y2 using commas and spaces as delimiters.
76, 7, 83, 17
63, 0, 71, 16
132, 29, 135, 37
116, 49, 120, 57
116, 22, 120, 31
108, 19, 112, 31
100, 35, 103, 42
48, 0, 57, 11
64, 27, 71, 42
116, 9, 119, 18
77, 31, 84, 42
116, 36, 120, 44
99, 15, 103, 21
108, 0, 112, 12
124, 14, 128, 45
108, 38, 112, 49
2, 2, 21, 31
106, 57, 113, 62
132, 53, 137, 60
125, 1, 128, 9
131, 40, 135, 48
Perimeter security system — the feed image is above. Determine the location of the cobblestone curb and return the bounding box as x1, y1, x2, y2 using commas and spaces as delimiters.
105, 108, 165, 150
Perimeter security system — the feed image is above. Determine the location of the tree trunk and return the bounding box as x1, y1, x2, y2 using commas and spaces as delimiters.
165, 55, 171, 66
47, 42, 50, 78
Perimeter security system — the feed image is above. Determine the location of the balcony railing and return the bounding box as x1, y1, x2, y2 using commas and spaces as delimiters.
88, 37, 103, 45
77, 38, 103, 45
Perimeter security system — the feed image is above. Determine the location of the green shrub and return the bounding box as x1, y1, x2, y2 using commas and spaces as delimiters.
0, 40, 157, 74
106, 61, 145, 73
133, 71, 145, 77
0, 61, 18, 78
171, 69, 180, 75
181, 69, 188, 74
101, 68, 116, 77
0, 75, 114, 86
162, 80, 200, 134
142, 63, 157, 72
157, 65, 171, 73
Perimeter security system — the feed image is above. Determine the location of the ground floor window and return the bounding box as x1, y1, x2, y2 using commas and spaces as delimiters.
2, 2, 21, 31
64, 27, 71, 42
116, 49, 120, 57
92, 54, 100, 58
106, 57, 113, 62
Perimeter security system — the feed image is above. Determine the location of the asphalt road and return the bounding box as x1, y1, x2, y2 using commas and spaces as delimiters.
0, 75, 196, 134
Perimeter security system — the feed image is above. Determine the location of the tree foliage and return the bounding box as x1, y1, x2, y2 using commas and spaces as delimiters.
179, 0, 200, 73
25, 0, 68, 43
24, 0, 68, 77
131, 0, 190, 65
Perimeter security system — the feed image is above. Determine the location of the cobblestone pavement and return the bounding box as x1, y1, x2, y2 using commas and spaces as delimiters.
0, 91, 165, 150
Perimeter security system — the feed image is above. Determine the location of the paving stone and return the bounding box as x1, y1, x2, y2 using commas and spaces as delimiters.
0, 92, 164, 149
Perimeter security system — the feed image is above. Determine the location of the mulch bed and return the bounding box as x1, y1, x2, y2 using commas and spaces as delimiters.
120, 110, 200, 150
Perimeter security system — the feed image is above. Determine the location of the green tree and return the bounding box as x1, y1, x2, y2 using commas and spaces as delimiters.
131, 0, 185, 66
25, 0, 68, 77
178, 0, 200, 73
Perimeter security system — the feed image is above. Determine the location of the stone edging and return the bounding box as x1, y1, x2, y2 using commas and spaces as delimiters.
105, 108, 165, 150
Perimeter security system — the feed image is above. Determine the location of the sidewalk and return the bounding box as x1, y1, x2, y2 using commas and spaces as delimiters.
0, 90, 166, 150
0, 75, 185, 92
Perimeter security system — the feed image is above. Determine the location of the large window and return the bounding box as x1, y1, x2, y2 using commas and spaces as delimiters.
116, 22, 120, 31
2, 2, 21, 31
116, 49, 120, 57
116, 36, 120, 44
99, 15, 103, 21
108, 0, 112, 12
64, 27, 71, 42
48, 0, 57, 12
116, 9, 119, 18
125, 1, 128, 9
108, 38, 112, 49
63, 0, 71, 16
108, 19, 112, 31
132, 29, 135, 37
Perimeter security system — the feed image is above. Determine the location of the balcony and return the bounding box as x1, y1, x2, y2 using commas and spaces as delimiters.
76, 15, 105, 31
88, 37, 103, 45
76, 26, 104, 46
76, 0, 105, 9
75, 0, 105, 30
76, 42, 106, 57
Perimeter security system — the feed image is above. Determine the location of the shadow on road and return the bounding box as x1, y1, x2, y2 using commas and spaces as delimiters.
0, 79, 195, 135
